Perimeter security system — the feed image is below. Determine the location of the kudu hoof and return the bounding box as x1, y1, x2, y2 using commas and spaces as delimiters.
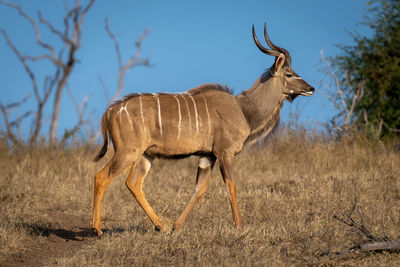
92, 228, 103, 238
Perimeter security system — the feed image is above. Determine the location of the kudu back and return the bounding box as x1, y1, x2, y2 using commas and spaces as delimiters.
92, 23, 314, 237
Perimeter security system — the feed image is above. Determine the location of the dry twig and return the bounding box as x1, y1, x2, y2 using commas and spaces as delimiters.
327, 203, 400, 260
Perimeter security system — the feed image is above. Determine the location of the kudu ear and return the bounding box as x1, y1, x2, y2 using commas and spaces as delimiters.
275, 53, 286, 72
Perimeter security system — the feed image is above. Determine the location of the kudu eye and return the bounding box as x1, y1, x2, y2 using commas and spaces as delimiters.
285, 73, 292, 78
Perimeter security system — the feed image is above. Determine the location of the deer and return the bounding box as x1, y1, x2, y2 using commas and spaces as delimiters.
92, 23, 314, 237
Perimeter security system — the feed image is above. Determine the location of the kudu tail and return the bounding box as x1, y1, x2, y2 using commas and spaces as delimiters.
93, 112, 109, 162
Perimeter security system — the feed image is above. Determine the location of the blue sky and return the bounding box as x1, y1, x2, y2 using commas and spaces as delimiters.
0, 0, 371, 140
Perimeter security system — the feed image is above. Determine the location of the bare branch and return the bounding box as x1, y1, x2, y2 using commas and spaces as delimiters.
1, 28, 41, 104
105, 18, 151, 103
38, 11, 73, 45
24, 54, 64, 67
66, 85, 91, 136
320, 49, 365, 134
333, 206, 383, 243
10, 110, 33, 128
98, 74, 110, 104
48, 0, 95, 143
0, 94, 32, 143
104, 18, 122, 68
1, 23, 61, 144
3, 94, 31, 110
78, 0, 95, 32
320, 49, 347, 112
344, 83, 363, 125
382, 120, 400, 133
327, 206, 400, 261
0, 104, 21, 146
1, 1, 96, 144
93, 19, 151, 143
0, 1, 57, 58
359, 240, 400, 252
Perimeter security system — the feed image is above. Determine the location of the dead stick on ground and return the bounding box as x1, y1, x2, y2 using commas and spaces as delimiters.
326, 204, 400, 260
331, 240, 400, 261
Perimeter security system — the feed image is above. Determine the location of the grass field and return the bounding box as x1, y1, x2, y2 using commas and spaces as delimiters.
1, 131, 400, 266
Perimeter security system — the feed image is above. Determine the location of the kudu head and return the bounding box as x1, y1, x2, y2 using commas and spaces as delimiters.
252, 23, 314, 101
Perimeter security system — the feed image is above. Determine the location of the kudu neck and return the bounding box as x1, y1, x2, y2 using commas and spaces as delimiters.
235, 71, 285, 141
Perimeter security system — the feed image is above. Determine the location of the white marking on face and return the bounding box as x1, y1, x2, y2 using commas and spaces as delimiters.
202, 96, 211, 134
290, 90, 294, 94
199, 156, 212, 169
293, 76, 303, 80
153, 95, 163, 137
188, 95, 199, 133
173, 95, 182, 140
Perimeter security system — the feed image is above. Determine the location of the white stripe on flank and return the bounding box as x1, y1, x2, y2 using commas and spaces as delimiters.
153, 95, 163, 137
117, 103, 130, 124
123, 103, 133, 129
188, 95, 199, 132
181, 95, 192, 133
139, 96, 146, 132
173, 95, 182, 140
107, 107, 113, 120
202, 96, 211, 134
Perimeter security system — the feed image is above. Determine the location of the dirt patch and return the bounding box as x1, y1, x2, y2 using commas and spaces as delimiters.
1, 211, 95, 267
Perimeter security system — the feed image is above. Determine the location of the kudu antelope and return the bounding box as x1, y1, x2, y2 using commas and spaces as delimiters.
92, 23, 314, 237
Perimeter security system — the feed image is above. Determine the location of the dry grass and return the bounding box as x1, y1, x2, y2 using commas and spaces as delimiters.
1, 132, 400, 266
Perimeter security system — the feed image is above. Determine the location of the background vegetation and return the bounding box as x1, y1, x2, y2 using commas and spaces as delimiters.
1, 131, 400, 266
329, 0, 400, 138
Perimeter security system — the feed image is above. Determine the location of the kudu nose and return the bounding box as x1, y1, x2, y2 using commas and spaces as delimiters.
300, 86, 314, 96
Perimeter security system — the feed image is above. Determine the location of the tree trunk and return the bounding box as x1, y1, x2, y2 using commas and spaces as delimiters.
49, 66, 72, 144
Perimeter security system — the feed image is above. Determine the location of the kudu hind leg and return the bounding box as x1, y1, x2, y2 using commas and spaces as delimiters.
92, 152, 136, 237
173, 156, 216, 232
218, 153, 242, 229
125, 155, 165, 231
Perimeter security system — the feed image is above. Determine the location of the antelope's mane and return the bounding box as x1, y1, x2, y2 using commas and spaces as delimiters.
186, 83, 233, 95
110, 83, 233, 108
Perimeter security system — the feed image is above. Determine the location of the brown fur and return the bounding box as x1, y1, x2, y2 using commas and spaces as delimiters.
91, 24, 314, 237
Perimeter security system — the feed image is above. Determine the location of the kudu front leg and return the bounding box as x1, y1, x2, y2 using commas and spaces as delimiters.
218, 153, 242, 230
173, 156, 216, 232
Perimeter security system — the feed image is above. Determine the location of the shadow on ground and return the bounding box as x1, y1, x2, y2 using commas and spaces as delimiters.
20, 222, 152, 240
21, 222, 94, 241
